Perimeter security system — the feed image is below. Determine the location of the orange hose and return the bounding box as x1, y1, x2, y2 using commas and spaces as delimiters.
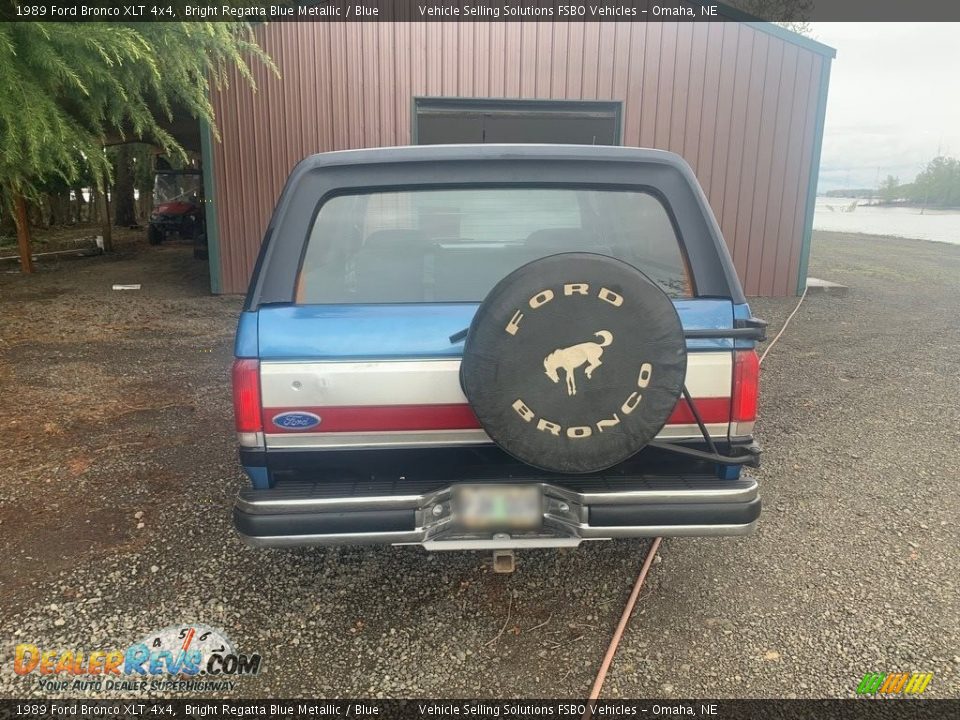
584, 537, 663, 713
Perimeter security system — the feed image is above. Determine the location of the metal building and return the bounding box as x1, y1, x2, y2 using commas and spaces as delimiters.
203, 20, 834, 296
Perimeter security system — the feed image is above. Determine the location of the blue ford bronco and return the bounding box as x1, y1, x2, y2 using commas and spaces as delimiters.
231, 145, 765, 560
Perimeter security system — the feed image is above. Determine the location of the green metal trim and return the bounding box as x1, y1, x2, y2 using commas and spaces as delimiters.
744, 21, 836, 59
796, 55, 833, 295
199, 117, 222, 294
412, 96, 624, 114
410, 95, 418, 144
707, 3, 837, 58
613, 100, 624, 145
411, 97, 624, 146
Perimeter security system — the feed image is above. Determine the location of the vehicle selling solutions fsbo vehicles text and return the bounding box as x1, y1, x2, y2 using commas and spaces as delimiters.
416, 5, 719, 18
418, 5, 638, 18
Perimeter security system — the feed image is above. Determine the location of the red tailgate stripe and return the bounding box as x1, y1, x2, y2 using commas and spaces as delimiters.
265, 398, 731, 433
668, 397, 732, 425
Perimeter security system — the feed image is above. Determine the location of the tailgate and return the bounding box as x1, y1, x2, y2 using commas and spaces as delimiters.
255, 300, 735, 450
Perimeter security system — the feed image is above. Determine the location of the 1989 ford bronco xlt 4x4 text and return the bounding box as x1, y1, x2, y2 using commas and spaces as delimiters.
231, 145, 765, 555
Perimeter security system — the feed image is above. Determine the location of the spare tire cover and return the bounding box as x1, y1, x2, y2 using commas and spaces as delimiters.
461, 253, 687, 474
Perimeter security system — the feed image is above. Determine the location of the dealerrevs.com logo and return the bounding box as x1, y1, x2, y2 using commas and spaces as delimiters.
13, 624, 262, 693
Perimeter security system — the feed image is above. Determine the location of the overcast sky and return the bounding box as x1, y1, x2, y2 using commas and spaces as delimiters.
810, 23, 960, 191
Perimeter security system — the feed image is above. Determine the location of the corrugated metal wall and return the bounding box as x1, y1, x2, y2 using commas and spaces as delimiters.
210, 21, 831, 296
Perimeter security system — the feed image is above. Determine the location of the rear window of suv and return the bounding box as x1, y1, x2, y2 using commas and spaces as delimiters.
296, 187, 693, 303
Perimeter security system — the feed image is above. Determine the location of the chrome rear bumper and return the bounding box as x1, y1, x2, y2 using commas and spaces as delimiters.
234, 477, 760, 550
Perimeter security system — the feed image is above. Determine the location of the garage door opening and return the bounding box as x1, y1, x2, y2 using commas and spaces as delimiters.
413, 98, 622, 146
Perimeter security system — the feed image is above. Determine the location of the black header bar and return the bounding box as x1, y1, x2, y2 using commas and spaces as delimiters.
3, 1, 960, 23
1, 699, 958, 720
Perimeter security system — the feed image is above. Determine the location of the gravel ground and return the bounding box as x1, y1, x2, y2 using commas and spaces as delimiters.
0, 231, 957, 699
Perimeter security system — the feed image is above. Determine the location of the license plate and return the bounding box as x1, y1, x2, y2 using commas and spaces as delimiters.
453, 485, 543, 531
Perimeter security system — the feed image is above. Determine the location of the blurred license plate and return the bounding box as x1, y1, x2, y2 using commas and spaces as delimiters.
454, 485, 542, 531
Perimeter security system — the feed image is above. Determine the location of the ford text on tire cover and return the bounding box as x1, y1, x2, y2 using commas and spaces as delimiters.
231, 145, 764, 551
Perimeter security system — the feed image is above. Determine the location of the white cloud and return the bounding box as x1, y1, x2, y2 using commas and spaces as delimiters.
811, 23, 960, 191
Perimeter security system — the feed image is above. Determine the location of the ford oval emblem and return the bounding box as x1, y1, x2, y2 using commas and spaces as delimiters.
272, 411, 321, 430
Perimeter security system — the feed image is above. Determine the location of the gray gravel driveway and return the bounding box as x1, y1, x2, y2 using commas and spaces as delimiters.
0, 231, 957, 699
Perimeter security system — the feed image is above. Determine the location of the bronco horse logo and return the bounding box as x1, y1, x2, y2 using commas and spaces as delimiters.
543, 331, 614, 396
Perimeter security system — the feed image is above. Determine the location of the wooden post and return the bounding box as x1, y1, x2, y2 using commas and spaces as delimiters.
13, 191, 34, 274
97, 189, 113, 253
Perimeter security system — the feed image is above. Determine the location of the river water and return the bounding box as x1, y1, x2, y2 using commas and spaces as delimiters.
813, 197, 960, 245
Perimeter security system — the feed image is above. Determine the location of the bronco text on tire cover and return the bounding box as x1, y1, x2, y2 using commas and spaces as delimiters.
460, 253, 688, 474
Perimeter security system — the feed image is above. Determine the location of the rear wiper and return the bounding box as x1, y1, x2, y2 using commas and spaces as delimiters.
450, 317, 766, 345
684, 316, 767, 341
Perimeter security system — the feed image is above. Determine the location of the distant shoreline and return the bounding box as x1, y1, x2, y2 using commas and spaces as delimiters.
813, 228, 960, 248
818, 196, 960, 211
864, 201, 960, 211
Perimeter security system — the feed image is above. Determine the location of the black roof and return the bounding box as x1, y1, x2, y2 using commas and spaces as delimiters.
299, 143, 691, 168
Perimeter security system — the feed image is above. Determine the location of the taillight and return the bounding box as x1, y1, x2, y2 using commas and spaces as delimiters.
731, 350, 759, 424
232, 359, 262, 435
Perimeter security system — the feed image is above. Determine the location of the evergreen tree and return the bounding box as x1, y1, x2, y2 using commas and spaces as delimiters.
0, 20, 273, 271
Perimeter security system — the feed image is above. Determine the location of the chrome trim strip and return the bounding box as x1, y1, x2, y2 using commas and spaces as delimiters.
657, 423, 729, 438
417, 537, 585, 550
237, 431, 265, 448
575, 483, 757, 505
265, 429, 492, 449
262, 424, 729, 449
577, 522, 757, 538
237, 478, 758, 514
236, 521, 757, 549
238, 530, 422, 547
236, 493, 425, 514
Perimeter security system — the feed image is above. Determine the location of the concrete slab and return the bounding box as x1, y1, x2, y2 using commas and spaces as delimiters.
805, 277, 849, 297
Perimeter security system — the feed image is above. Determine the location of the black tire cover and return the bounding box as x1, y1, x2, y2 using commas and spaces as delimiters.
461, 253, 687, 474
